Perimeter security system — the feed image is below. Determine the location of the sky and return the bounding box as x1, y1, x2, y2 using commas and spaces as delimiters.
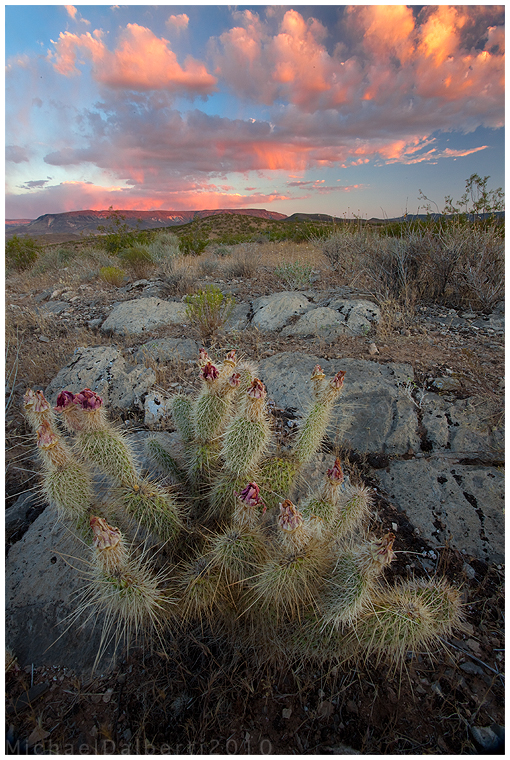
4, 4, 505, 220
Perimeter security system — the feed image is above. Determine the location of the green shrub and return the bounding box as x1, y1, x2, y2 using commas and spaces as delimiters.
6, 235, 41, 271
118, 245, 155, 278
184, 285, 235, 341
147, 231, 181, 263
99, 266, 126, 287
179, 234, 208, 256
274, 261, 314, 290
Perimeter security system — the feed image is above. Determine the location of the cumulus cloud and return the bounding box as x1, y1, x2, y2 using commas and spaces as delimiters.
49, 23, 217, 94
65, 6, 77, 21
212, 6, 504, 130
167, 14, 189, 31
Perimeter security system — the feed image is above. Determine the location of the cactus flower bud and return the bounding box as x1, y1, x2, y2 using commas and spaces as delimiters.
369, 532, 395, 568
223, 349, 237, 367
90, 515, 122, 550
311, 365, 325, 381
24, 389, 51, 414
36, 418, 59, 449
202, 361, 220, 382
238, 482, 263, 507
198, 348, 210, 366
327, 457, 344, 484
228, 372, 241, 387
74, 388, 103, 410
247, 378, 266, 400
54, 390, 76, 411
278, 499, 303, 533
331, 371, 346, 390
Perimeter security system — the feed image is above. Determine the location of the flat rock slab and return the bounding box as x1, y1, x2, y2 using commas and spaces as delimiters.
251, 292, 311, 331
101, 297, 187, 336
45, 345, 155, 411
376, 460, 504, 563
133, 337, 199, 366
281, 307, 348, 339
257, 352, 419, 455
421, 393, 504, 457
5, 508, 116, 674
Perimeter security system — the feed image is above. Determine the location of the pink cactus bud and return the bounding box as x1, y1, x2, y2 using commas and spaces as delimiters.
237, 481, 263, 507
90, 515, 122, 550
36, 419, 59, 449
55, 390, 76, 412
247, 378, 266, 399
198, 348, 210, 366
74, 388, 103, 410
327, 457, 344, 484
24, 389, 51, 414
370, 532, 395, 567
228, 372, 241, 387
202, 361, 220, 382
311, 365, 325, 381
224, 349, 237, 366
331, 371, 346, 389
278, 499, 303, 532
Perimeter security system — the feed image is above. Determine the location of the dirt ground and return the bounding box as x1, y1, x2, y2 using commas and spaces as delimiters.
5, 245, 505, 754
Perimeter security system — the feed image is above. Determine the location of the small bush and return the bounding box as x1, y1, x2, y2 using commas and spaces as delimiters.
184, 285, 235, 341
99, 266, 126, 288
118, 245, 156, 278
179, 234, 208, 256
147, 231, 181, 263
226, 243, 258, 278
6, 235, 41, 271
274, 261, 314, 290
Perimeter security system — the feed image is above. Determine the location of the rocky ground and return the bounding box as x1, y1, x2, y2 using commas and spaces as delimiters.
5, 255, 505, 754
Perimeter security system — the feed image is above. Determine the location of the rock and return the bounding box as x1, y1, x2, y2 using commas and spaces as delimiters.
144, 391, 175, 427
326, 297, 380, 335
133, 337, 199, 366
101, 297, 187, 336
251, 292, 311, 331
257, 352, 420, 455
376, 461, 504, 563
225, 302, 250, 331
430, 376, 461, 392
6, 492, 46, 547
45, 345, 156, 411
5, 508, 115, 674
470, 725, 505, 753
281, 307, 347, 339
36, 301, 70, 315
421, 394, 504, 456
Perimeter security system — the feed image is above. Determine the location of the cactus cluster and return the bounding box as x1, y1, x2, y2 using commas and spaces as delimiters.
23, 351, 464, 671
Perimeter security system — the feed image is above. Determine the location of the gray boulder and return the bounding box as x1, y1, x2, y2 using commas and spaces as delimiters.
45, 345, 156, 411
251, 292, 311, 331
5, 508, 116, 673
421, 393, 504, 457
101, 297, 187, 336
376, 460, 504, 563
325, 297, 380, 336
281, 307, 347, 339
133, 337, 199, 366
257, 352, 419, 455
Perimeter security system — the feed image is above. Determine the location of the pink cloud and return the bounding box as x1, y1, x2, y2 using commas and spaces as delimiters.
166, 14, 189, 31
50, 23, 217, 94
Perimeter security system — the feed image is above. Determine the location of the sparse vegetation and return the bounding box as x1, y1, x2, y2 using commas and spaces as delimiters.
184, 285, 236, 341
274, 261, 314, 290
6, 234, 42, 271
99, 265, 126, 288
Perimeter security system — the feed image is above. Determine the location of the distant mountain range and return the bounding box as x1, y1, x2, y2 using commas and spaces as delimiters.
5, 208, 287, 238
5, 208, 504, 239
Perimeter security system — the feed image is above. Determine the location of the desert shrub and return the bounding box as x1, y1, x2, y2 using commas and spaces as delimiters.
118, 245, 156, 278
274, 261, 314, 290
226, 242, 258, 277
147, 231, 181, 263
179, 233, 208, 256
213, 244, 233, 257
6, 235, 41, 271
184, 285, 235, 341
99, 266, 126, 288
